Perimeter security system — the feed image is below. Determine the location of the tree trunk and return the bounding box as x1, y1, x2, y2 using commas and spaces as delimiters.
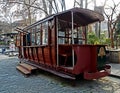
107, 22, 110, 38
80, 0, 83, 8
25, 0, 31, 25
28, 7, 31, 25
85, 0, 88, 9
62, 0, 66, 11
49, 0, 53, 15
110, 29, 114, 48
42, 0, 48, 17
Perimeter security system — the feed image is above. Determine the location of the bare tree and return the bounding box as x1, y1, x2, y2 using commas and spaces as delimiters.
42, 0, 48, 17
61, 0, 66, 11
74, 0, 83, 8
0, 1, 17, 34
74, 0, 94, 8
103, 0, 120, 48
0, 0, 67, 27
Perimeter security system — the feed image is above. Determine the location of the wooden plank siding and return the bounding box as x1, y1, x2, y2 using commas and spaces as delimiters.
37, 47, 44, 63
32, 47, 38, 63
51, 47, 56, 67
17, 18, 57, 69
29, 47, 33, 61
50, 19, 57, 67
23, 47, 27, 59
18, 46, 22, 58
43, 47, 52, 66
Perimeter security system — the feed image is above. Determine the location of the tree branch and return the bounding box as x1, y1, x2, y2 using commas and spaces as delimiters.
8, 1, 49, 16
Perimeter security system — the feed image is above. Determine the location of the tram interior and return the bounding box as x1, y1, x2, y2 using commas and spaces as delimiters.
58, 19, 85, 67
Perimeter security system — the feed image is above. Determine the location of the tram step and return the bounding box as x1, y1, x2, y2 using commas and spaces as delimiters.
19, 63, 37, 72
16, 65, 31, 75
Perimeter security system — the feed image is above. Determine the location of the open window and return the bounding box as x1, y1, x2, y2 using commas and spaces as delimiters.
36, 25, 41, 45
31, 27, 36, 45
58, 20, 72, 44
42, 22, 48, 45
16, 34, 20, 46
58, 19, 85, 45
26, 33, 31, 46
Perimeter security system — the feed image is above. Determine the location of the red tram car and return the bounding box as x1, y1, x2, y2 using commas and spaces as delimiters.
16, 8, 111, 80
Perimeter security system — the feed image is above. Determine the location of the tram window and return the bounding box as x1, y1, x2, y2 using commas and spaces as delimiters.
36, 25, 41, 45
23, 35, 26, 46
36, 32, 40, 45
58, 31, 65, 44
27, 33, 31, 46
16, 35, 20, 46
72, 27, 85, 44
73, 29, 78, 44
42, 22, 48, 45
58, 20, 72, 44
31, 28, 36, 45
58, 29, 72, 44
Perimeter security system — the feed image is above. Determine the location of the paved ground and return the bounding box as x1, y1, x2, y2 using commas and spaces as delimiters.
110, 63, 120, 77
0, 54, 120, 93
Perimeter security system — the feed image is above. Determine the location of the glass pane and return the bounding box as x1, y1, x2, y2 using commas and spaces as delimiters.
58, 31, 65, 44
26, 33, 31, 46
42, 22, 48, 45
36, 25, 41, 45
31, 28, 36, 45
36, 32, 40, 45
16, 35, 20, 46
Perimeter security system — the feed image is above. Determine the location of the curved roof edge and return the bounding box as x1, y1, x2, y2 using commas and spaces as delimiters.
56, 7, 104, 21
23, 7, 104, 30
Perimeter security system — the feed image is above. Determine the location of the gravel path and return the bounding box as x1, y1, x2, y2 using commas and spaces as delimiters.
0, 54, 120, 93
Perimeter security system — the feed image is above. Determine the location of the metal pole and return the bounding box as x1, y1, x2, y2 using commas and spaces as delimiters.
85, 26, 88, 44
56, 17, 59, 66
71, 12, 74, 67
99, 22, 101, 39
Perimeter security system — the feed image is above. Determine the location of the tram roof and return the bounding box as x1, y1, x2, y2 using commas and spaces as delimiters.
24, 7, 104, 30
56, 7, 104, 25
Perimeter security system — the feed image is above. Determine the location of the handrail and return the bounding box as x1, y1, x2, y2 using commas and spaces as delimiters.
15, 27, 29, 34
22, 45, 48, 48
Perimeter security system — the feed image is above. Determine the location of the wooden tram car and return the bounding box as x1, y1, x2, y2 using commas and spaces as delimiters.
16, 8, 111, 80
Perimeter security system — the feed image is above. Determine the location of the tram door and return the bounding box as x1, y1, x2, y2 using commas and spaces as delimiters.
58, 29, 72, 67
57, 21, 86, 67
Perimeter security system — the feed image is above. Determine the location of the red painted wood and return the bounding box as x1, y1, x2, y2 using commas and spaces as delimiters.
32, 47, 38, 62
23, 48, 27, 59
51, 47, 56, 66
58, 45, 72, 66
38, 47, 44, 63
43, 47, 52, 66
18, 47, 22, 58
29, 47, 33, 60
73, 45, 97, 75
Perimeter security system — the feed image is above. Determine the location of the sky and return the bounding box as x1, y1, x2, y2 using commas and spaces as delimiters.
64, 0, 120, 19
7, 0, 120, 22
65, 0, 120, 10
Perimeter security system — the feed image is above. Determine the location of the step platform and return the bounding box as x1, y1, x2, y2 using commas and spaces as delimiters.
16, 63, 37, 75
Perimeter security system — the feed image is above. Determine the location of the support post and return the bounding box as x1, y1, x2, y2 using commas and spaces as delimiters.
56, 17, 59, 66
71, 12, 74, 67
